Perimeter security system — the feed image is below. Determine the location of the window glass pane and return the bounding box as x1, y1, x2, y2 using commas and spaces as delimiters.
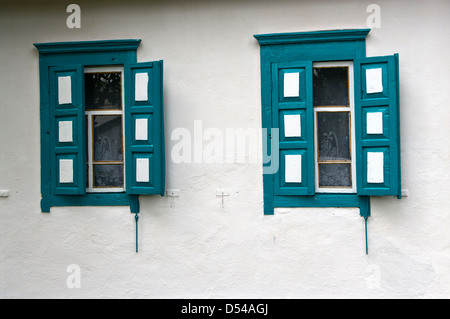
313, 67, 349, 106
93, 115, 123, 161
85, 72, 122, 110
93, 164, 124, 187
317, 112, 350, 161
319, 164, 351, 187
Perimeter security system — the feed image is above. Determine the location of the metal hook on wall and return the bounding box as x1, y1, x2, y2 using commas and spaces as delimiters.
216, 190, 229, 208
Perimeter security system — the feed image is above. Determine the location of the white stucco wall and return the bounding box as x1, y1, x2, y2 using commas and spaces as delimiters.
0, 0, 449, 299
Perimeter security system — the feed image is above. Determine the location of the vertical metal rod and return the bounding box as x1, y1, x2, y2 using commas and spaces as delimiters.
365, 216, 368, 255
135, 213, 139, 253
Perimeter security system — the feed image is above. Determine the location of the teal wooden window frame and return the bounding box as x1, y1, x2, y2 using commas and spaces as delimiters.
254, 29, 401, 216
34, 40, 165, 213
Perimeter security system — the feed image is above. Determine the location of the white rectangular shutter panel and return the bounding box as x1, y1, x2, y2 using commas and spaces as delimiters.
284, 114, 301, 137
284, 72, 300, 97
136, 158, 149, 183
58, 121, 73, 143
285, 154, 302, 183
135, 72, 149, 101
135, 118, 148, 141
367, 152, 384, 183
366, 68, 383, 94
59, 159, 74, 183
58, 76, 72, 104
366, 112, 383, 135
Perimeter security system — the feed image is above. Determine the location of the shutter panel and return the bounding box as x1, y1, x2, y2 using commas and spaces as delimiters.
355, 54, 401, 197
125, 61, 165, 195
272, 61, 315, 195
49, 65, 86, 195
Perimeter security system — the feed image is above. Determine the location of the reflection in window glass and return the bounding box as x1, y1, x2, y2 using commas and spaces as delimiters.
93, 115, 123, 162
84, 68, 125, 192
313, 62, 354, 192
85, 72, 122, 110
317, 112, 352, 188
313, 67, 349, 106
319, 163, 352, 187
93, 164, 124, 187
317, 112, 350, 161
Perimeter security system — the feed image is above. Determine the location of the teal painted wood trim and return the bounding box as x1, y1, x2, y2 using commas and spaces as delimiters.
394, 54, 402, 199
37, 52, 137, 68
34, 39, 141, 54
254, 29, 371, 46
39, 60, 52, 213
260, 51, 274, 215
125, 61, 165, 195
35, 40, 142, 213
41, 197, 50, 213
354, 54, 401, 197
49, 65, 86, 196
130, 195, 140, 214
259, 41, 367, 66
256, 30, 371, 215
359, 196, 371, 217
159, 60, 166, 196
272, 61, 315, 196
42, 193, 143, 213
49, 193, 139, 211
34, 40, 140, 76
274, 194, 371, 217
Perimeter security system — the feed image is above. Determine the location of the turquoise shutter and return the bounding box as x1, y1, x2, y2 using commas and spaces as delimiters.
355, 54, 401, 197
125, 61, 165, 195
49, 65, 86, 195
272, 61, 314, 195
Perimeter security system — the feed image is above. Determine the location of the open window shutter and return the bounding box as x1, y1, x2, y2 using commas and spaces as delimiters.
355, 54, 401, 197
272, 61, 315, 196
125, 61, 165, 195
49, 65, 86, 195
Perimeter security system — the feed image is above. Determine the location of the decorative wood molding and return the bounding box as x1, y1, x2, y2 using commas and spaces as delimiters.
34, 39, 141, 54
254, 29, 371, 46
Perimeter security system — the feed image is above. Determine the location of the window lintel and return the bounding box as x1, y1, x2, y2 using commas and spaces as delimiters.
254, 29, 371, 46
34, 39, 141, 55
